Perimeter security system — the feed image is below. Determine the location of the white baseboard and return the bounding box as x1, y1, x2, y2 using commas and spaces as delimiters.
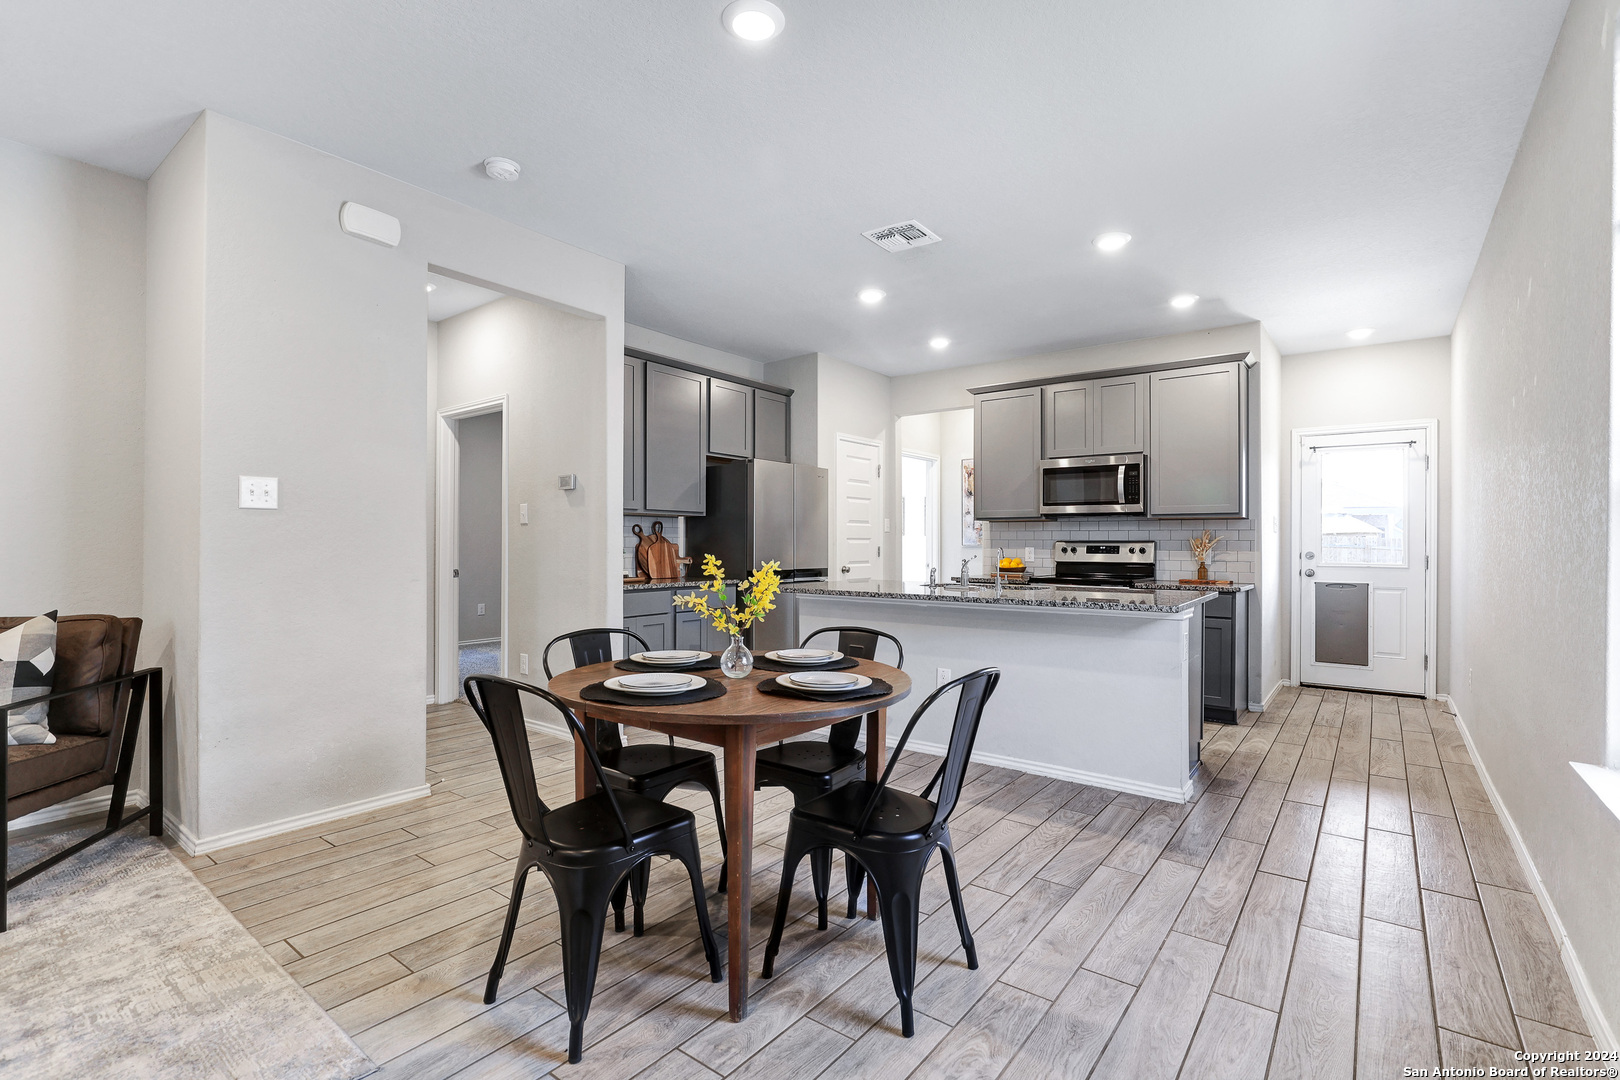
165, 784, 433, 856
426, 694, 437, 705
1252, 680, 1288, 713
890, 735, 1194, 803
7, 789, 149, 834
1442, 694, 1617, 1051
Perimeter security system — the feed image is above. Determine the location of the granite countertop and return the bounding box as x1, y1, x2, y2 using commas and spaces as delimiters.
1132, 580, 1255, 594
623, 578, 742, 592
784, 579, 1216, 614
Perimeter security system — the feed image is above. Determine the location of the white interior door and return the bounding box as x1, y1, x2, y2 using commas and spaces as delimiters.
1297, 426, 1431, 694
836, 433, 882, 583
901, 453, 937, 582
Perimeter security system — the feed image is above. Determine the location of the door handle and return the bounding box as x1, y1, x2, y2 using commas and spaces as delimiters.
1118, 465, 1127, 504
841, 565, 851, 574
452, 569, 460, 578
1304, 569, 1315, 577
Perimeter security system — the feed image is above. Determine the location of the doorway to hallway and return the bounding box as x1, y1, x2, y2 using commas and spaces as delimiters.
435, 398, 508, 704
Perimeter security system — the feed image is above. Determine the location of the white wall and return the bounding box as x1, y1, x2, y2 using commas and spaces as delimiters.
0, 137, 146, 618
1450, 0, 1620, 1043
1280, 336, 1451, 691
456, 412, 503, 641
437, 296, 607, 688
144, 112, 625, 850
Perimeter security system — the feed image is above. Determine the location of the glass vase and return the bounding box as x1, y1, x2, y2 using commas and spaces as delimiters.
1196, 560, 1210, 581
720, 634, 754, 679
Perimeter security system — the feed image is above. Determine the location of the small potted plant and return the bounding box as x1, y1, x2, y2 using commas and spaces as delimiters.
1189, 529, 1224, 581
674, 556, 782, 678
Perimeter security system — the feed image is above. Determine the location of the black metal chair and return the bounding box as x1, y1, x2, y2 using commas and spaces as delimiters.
541, 628, 727, 937
761, 667, 1000, 1038
754, 626, 904, 929
464, 675, 721, 1065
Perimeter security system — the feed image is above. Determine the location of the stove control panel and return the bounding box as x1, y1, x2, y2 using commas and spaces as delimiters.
1052, 540, 1156, 564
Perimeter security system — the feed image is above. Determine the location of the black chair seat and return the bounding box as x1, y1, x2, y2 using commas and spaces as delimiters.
754, 740, 865, 781
599, 743, 717, 783
540, 791, 695, 853
796, 781, 937, 839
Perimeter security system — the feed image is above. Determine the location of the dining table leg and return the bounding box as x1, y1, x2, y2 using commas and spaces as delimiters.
722, 725, 756, 1020
572, 716, 599, 800
864, 707, 887, 920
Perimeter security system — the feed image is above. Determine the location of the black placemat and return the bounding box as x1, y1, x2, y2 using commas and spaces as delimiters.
756, 676, 893, 702
752, 655, 861, 673
614, 657, 722, 673
580, 678, 728, 707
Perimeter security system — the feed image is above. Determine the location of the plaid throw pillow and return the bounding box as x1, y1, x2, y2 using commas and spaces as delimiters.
3, 611, 58, 745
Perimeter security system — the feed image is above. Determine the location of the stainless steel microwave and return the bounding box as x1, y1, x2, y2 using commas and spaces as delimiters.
1039, 453, 1145, 515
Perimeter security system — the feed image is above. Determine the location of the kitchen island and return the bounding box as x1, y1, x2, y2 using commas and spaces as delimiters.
781, 580, 1217, 801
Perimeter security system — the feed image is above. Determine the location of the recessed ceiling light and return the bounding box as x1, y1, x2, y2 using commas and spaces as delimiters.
930, 336, 950, 350
482, 157, 521, 182
1347, 328, 1375, 341
858, 288, 885, 305
723, 0, 785, 41
425, 283, 437, 293
1093, 232, 1132, 253
1170, 293, 1198, 309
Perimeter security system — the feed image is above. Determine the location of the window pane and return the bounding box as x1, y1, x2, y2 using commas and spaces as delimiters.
1319, 445, 1405, 565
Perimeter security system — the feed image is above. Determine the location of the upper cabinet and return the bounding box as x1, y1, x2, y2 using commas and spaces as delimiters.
1148, 361, 1247, 517
708, 377, 754, 458
755, 389, 790, 462
644, 362, 708, 514
974, 386, 1043, 519
623, 358, 644, 511
625, 353, 793, 514
1094, 374, 1148, 454
1041, 373, 1146, 458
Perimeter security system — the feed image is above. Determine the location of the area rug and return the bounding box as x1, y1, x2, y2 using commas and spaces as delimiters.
0, 825, 374, 1079
458, 641, 502, 695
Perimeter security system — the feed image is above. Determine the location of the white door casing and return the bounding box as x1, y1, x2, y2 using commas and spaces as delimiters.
435, 396, 508, 704
1292, 422, 1436, 696
836, 433, 883, 583
901, 451, 939, 583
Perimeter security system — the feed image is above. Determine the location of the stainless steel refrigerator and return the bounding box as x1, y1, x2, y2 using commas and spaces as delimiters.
684, 460, 828, 651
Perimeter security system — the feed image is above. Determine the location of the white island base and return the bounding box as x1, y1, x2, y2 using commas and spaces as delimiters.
794, 592, 1206, 802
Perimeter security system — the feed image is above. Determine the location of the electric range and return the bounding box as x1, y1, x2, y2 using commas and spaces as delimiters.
1029, 541, 1157, 590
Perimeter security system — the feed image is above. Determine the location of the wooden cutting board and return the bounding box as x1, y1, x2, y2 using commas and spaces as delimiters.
631, 523, 656, 580
645, 521, 693, 581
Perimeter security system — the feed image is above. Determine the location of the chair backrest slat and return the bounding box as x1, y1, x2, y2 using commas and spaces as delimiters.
464, 675, 636, 850
542, 628, 651, 753
801, 626, 904, 752
853, 667, 999, 837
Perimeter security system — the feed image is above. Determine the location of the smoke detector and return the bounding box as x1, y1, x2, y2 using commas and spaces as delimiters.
861, 219, 942, 253
483, 157, 521, 182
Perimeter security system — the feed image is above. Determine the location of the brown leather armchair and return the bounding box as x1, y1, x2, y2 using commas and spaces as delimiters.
3, 614, 163, 931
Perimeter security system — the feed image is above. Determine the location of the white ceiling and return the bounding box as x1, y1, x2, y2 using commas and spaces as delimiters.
0, 1, 1567, 372
426, 273, 506, 323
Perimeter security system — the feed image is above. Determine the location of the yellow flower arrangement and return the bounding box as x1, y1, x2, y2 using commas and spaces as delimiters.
674, 555, 782, 638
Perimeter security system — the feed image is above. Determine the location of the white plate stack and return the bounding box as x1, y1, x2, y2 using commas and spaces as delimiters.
764, 649, 843, 665
604, 672, 705, 695
776, 671, 872, 694
630, 650, 709, 667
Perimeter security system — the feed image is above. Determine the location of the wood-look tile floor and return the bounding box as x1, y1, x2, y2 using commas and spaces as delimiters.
177, 687, 1598, 1079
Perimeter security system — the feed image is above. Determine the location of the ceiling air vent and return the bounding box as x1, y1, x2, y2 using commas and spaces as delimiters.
862, 219, 943, 252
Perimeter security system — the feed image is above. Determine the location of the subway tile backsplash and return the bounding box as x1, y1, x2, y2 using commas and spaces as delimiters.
985, 517, 1257, 583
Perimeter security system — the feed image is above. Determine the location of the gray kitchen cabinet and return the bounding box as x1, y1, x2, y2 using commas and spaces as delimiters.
1041, 380, 1092, 458
1094, 373, 1148, 454
1200, 590, 1249, 724
623, 357, 644, 511
1043, 374, 1147, 459
625, 611, 671, 652
708, 377, 754, 459
973, 386, 1043, 518
674, 609, 703, 651
644, 362, 708, 514
754, 389, 790, 463
1149, 361, 1247, 517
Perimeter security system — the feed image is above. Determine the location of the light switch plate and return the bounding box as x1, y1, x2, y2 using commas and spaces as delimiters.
519, 653, 529, 675
239, 476, 278, 509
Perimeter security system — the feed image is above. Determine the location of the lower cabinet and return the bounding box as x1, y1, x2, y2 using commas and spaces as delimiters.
625, 584, 737, 655
1201, 591, 1249, 724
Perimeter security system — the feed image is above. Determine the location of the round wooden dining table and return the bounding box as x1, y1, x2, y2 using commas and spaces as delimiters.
547, 657, 912, 1021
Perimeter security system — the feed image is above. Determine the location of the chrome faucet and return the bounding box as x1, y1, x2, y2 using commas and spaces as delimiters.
928, 566, 938, 590
959, 558, 971, 585
994, 548, 1005, 598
